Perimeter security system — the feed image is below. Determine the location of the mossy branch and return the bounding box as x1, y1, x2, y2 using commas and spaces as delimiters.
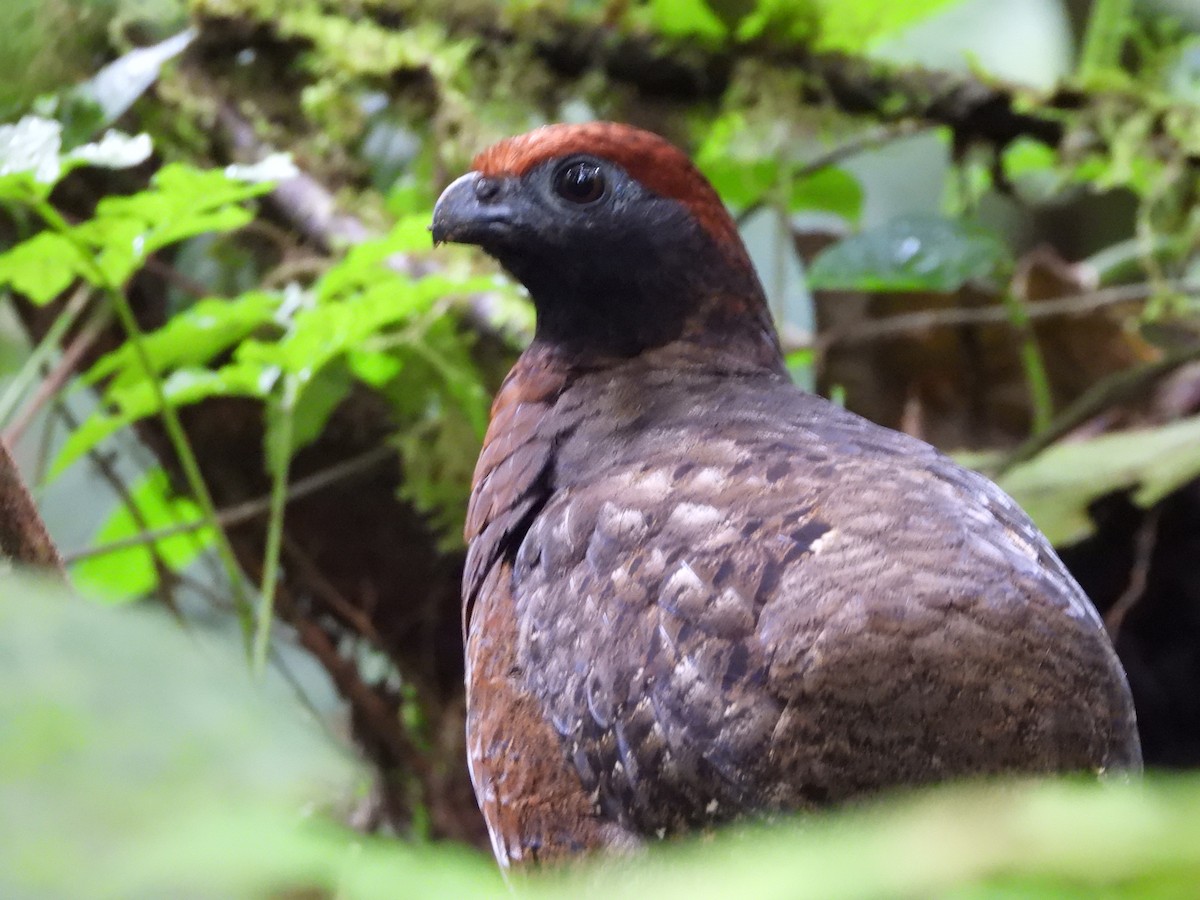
190, 4, 1200, 163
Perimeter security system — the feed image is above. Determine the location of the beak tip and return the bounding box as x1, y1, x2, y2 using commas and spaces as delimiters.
429, 214, 451, 247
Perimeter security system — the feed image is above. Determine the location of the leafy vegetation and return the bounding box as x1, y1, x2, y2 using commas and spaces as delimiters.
0, 113, 511, 649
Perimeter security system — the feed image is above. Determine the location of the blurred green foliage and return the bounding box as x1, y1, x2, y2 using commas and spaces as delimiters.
0, 570, 502, 898
6, 570, 1200, 897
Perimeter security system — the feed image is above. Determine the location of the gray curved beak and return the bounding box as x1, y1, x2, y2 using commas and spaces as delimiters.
431, 172, 513, 247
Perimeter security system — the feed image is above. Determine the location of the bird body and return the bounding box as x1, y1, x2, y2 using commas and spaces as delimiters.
432, 123, 1141, 869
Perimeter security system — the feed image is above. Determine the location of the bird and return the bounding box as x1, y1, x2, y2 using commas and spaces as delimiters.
430, 122, 1142, 870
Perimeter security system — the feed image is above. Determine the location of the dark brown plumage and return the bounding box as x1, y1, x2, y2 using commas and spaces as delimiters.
431, 122, 1141, 869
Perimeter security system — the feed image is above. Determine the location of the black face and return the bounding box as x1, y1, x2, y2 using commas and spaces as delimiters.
432, 156, 731, 356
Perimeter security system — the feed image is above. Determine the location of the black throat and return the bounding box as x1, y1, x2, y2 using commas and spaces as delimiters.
493, 236, 781, 364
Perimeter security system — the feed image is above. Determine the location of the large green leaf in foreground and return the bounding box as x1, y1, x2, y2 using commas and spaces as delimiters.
0, 573, 499, 898
3, 573, 1200, 898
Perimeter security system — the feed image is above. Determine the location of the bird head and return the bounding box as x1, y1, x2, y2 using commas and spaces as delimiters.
432, 122, 781, 363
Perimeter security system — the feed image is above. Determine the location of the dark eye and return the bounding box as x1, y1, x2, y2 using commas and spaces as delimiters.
553, 161, 606, 204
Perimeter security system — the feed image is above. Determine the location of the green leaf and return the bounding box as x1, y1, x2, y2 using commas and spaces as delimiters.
71, 469, 215, 602
58, 163, 272, 289
293, 364, 354, 455
266, 362, 354, 473
551, 778, 1200, 899
83, 291, 282, 390
1001, 138, 1063, 204
384, 312, 491, 547
700, 155, 780, 210
418, 316, 492, 437
150, 162, 277, 212
391, 212, 443, 252
815, 0, 962, 52
693, 112, 780, 209
694, 119, 862, 220
785, 347, 815, 370
251, 273, 492, 386
1002, 138, 1058, 180
807, 214, 1013, 293
315, 219, 444, 302
150, 204, 259, 253
0, 571, 505, 899
789, 167, 863, 222
637, 0, 728, 41
998, 414, 1200, 545
51, 365, 267, 480
347, 348, 404, 386
0, 231, 83, 303
395, 404, 481, 551
733, 0, 820, 43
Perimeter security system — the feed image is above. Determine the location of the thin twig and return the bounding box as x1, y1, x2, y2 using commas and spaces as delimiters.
0, 282, 93, 427
785, 279, 1198, 354
3, 303, 114, 447
1105, 506, 1160, 640
54, 400, 181, 615
293, 617, 425, 775
282, 533, 385, 646
32, 397, 56, 486
62, 444, 394, 564
143, 256, 216, 300
253, 383, 296, 671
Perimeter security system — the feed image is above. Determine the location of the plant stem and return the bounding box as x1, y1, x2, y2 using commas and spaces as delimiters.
0, 283, 92, 428
1001, 290, 1054, 435
254, 379, 296, 672
4, 301, 113, 446
63, 444, 392, 564
32, 198, 256, 644
1077, 0, 1132, 84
